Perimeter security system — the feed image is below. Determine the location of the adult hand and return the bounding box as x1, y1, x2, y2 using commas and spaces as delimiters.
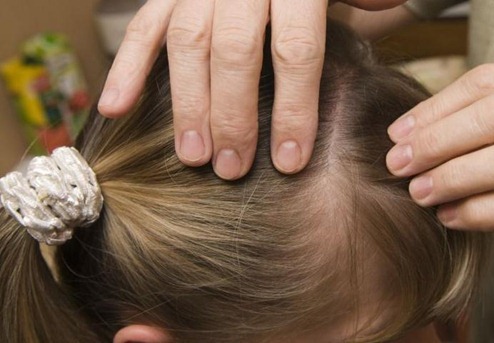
386, 64, 494, 231
99, 0, 406, 180
338, 0, 408, 11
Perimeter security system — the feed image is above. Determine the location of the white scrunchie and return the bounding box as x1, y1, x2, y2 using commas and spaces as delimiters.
0, 147, 103, 245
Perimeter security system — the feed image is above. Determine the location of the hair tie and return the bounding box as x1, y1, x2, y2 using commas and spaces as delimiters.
0, 147, 103, 245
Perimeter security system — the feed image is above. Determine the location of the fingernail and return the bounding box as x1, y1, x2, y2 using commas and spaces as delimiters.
99, 88, 120, 108
410, 175, 433, 201
276, 140, 302, 173
388, 115, 415, 141
180, 130, 205, 163
387, 144, 413, 172
438, 205, 457, 224
214, 149, 242, 180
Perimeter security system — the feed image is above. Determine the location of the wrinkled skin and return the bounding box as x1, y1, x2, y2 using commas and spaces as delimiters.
99, 0, 407, 180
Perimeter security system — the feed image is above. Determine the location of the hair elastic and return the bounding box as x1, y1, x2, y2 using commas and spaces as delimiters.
0, 147, 103, 245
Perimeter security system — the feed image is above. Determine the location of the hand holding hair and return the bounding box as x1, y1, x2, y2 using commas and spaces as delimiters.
387, 64, 494, 231
98, 0, 406, 180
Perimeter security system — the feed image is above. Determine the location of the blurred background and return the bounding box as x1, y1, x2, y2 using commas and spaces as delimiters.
0, 0, 144, 174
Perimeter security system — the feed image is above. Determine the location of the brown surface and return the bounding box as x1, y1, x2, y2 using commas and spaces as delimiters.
375, 18, 469, 63
0, 0, 109, 174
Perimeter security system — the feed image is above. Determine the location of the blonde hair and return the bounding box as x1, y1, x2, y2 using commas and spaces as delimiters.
0, 22, 491, 343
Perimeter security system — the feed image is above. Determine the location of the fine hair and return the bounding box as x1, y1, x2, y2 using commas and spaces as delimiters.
0, 21, 491, 343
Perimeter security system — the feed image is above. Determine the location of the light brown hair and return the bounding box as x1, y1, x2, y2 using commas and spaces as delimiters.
0, 21, 491, 343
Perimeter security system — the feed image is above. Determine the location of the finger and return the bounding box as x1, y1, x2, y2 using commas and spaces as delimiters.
270, 0, 327, 174
98, 0, 176, 118
167, 0, 215, 166
338, 0, 407, 11
387, 94, 494, 176
388, 64, 494, 142
438, 192, 494, 231
409, 145, 494, 207
210, 0, 269, 180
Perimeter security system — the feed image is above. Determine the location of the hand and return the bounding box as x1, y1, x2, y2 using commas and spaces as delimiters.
337, 0, 407, 11
386, 64, 494, 231
99, 0, 406, 180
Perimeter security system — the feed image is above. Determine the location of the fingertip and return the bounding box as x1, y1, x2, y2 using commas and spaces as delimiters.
386, 143, 413, 176
97, 103, 128, 118
273, 140, 305, 174
98, 87, 141, 118
270, 113, 317, 175
386, 127, 400, 144
387, 114, 416, 143
98, 87, 124, 118
211, 142, 258, 181
213, 148, 244, 180
176, 130, 212, 167
409, 174, 434, 206
437, 204, 461, 229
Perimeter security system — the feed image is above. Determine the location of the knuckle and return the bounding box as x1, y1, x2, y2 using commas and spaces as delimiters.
469, 97, 494, 138
459, 200, 489, 229
273, 28, 324, 68
211, 114, 258, 142
167, 20, 210, 50
172, 92, 207, 120
467, 64, 494, 93
272, 105, 317, 135
439, 163, 466, 192
126, 14, 157, 43
416, 129, 443, 162
212, 26, 261, 66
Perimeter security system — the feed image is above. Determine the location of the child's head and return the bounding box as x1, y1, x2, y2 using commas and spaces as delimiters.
0, 21, 491, 343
